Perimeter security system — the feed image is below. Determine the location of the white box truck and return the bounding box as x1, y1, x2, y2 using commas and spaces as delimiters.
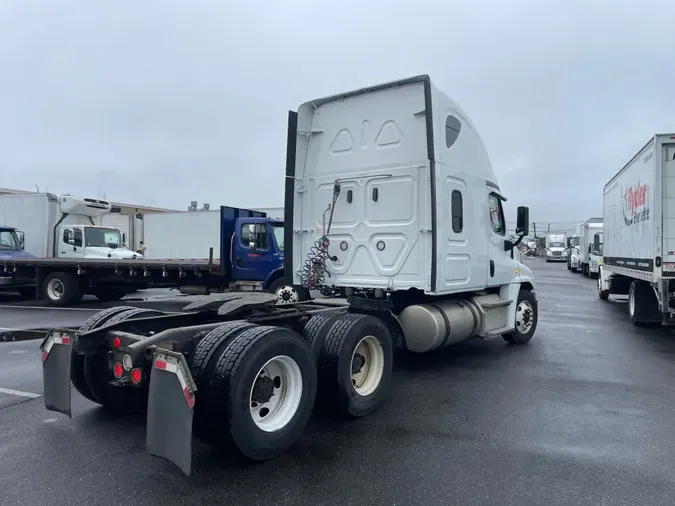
0, 193, 146, 303
543, 233, 567, 262
38, 75, 539, 475
598, 133, 675, 325
0, 193, 141, 260
579, 218, 603, 276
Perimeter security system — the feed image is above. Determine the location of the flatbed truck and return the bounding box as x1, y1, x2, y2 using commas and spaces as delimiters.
3, 205, 305, 306
38, 75, 539, 475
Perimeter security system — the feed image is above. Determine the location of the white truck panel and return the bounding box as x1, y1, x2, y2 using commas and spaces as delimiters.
143, 211, 222, 260
661, 143, 675, 265
294, 79, 431, 291
603, 137, 657, 278
100, 213, 132, 248
579, 220, 603, 265
0, 194, 53, 257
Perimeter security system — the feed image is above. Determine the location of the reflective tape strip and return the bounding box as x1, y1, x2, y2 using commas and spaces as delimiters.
41, 334, 71, 363
153, 357, 194, 409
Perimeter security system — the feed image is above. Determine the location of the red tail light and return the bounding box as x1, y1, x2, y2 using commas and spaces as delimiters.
113, 362, 123, 379
112, 337, 121, 349
131, 368, 142, 385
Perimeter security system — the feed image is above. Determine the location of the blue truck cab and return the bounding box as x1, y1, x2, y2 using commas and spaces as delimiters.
0, 226, 36, 295
219, 207, 308, 303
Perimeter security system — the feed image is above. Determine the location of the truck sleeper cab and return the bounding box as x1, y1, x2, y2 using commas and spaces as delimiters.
39, 75, 538, 476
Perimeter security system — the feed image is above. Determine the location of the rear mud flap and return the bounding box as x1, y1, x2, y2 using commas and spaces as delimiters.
40, 331, 74, 418
146, 349, 197, 476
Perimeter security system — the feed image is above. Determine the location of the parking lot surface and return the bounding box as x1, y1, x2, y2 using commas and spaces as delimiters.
1, 259, 674, 505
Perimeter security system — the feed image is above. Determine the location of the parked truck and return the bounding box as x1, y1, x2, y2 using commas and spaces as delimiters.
588, 230, 604, 277
0, 225, 35, 296
140, 207, 300, 302
566, 226, 581, 272
0, 193, 147, 302
543, 233, 567, 262
3, 201, 303, 306
598, 133, 675, 325
38, 75, 538, 476
579, 218, 603, 276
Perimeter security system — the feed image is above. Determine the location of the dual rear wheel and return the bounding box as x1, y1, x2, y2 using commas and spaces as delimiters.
70, 306, 395, 462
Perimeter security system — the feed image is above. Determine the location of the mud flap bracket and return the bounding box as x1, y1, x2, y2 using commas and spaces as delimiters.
146, 349, 197, 476
40, 330, 74, 418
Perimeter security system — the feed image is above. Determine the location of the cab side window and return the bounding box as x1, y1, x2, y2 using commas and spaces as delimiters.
73, 228, 83, 247
240, 224, 270, 250
488, 195, 505, 236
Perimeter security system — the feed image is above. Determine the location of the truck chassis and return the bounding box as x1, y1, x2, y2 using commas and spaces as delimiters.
39, 292, 398, 475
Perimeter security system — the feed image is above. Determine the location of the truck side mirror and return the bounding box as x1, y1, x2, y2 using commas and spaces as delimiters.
16, 231, 25, 250
588, 244, 592, 253
593, 234, 600, 249
566, 238, 572, 248
515, 206, 529, 237
122, 232, 127, 245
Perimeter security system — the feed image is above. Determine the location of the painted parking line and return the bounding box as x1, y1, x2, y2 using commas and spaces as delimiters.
0, 387, 41, 399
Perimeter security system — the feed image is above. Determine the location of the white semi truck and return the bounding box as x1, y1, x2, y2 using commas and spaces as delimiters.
38, 75, 538, 475
544, 233, 567, 262
598, 133, 675, 325
579, 218, 603, 277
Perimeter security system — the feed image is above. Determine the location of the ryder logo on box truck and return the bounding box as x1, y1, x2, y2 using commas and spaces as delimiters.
622, 182, 649, 226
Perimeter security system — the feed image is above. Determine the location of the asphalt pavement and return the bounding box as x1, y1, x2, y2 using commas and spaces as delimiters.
1, 259, 675, 505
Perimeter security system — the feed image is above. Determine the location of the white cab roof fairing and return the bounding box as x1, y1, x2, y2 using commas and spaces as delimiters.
428, 80, 499, 188
295, 75, 500, 189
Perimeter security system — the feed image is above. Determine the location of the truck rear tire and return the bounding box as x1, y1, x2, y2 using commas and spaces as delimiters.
302, 312, 347, 360
208, 325, 317, 461
43, 272, 83, 306
502, 289, 538, 345
83, 308, 164, 412
628, 281, 660, 326
72, 306, 138, 404
189, 321, 256, 440
315, 313, 394, 418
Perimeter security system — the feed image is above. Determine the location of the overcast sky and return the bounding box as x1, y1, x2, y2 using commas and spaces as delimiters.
1, 0, 673, 227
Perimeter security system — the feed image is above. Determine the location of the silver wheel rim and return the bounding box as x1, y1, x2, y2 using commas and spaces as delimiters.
276, 285, 299, 305
515, 300, 534, 334
350, 335, 385, 397
47, 279, 64, 300
629, 287, 635, 316
249, 355, 303, 432
597, 278, 601, 296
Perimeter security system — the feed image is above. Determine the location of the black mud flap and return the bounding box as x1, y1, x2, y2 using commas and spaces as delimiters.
146, 349, 197, 476
40, 330, 74, 418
